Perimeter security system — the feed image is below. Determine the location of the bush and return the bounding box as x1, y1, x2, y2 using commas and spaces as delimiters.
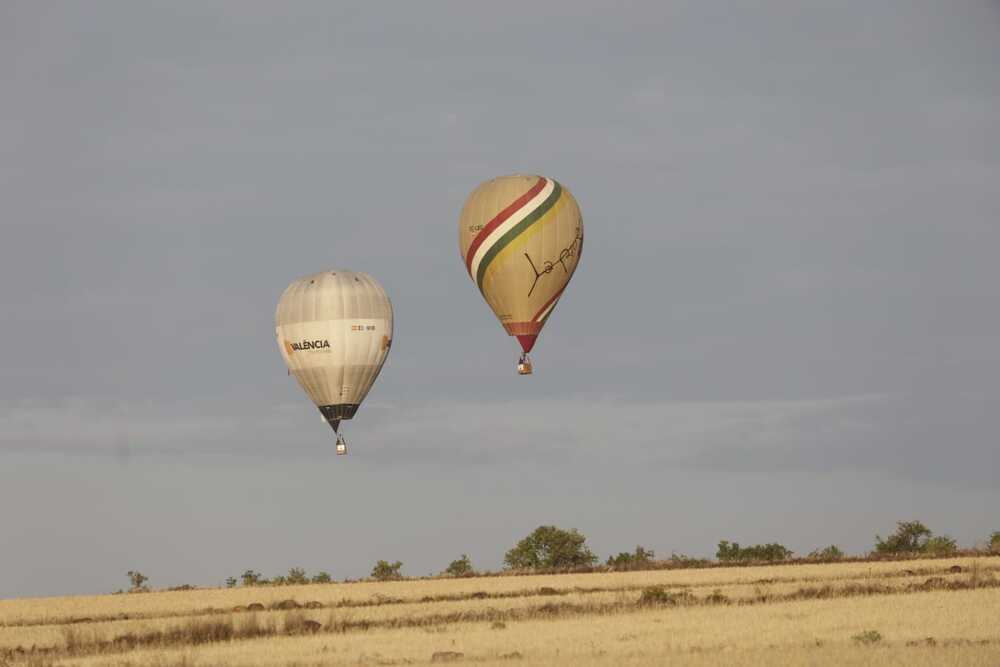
637, 586, 673, 605
241, 570, 263, 586
225, 577, 238, 588
285, 567, 308, 585
923, 535, 958, 556
371, 560, 403, 581
504, 526, 598, 570
989, 531, 1000, 554
852, 630, 882, 645
607, 546, 655, 570
874, 520, 957, 555
311, 571, 333, 584
444, 554, 474, 577
637, 586, 694, 606
127, 570, 149, 593
716, 541, 792, 562
705, 589, 731, 605
808, 545, 845, 560
666, 552, 711, 568
875, 521, 931, 554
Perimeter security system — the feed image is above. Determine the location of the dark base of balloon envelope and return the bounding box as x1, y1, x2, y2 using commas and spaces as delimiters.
318, 404, 359, 433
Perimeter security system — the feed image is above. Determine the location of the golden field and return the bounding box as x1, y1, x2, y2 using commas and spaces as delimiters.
2, 556, 999, 666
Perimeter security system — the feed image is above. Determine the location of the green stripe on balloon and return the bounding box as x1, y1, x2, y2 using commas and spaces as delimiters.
476, 180, 562, 292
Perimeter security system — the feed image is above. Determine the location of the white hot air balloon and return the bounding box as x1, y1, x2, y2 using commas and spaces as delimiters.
275, 270, 393, 454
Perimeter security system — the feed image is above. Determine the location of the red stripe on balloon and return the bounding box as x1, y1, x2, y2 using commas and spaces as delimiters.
531, 284, 566, 323
465, 177, 547, 275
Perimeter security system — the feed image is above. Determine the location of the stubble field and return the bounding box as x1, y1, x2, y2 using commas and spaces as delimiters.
2, 556, 999, 666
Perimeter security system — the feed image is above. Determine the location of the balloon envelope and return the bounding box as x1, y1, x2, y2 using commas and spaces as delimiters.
458, 174, 583, 355
275, 270, 393, 433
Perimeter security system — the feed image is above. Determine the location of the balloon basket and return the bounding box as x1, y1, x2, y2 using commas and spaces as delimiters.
335, 436, 348, 456
517, 354, 533, 376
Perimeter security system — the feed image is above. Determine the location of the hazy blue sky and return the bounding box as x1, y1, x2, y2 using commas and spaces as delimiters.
2, 1, 999, 597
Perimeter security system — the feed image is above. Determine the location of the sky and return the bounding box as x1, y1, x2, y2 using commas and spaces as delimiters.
2, 1, 999, 598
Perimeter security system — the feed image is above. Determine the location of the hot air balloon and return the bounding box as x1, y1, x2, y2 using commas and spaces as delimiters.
458, 174, 583, 374
275, 270, 393, 455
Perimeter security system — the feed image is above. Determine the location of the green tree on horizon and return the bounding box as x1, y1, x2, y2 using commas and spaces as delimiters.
607, 546, 655, 570
504, 526, 598, 570
875, 521, 932, 554
371, 560, 403, 581
444, 554, 474, 577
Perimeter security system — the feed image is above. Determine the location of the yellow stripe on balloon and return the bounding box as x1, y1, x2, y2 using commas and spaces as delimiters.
480, 193, 567, 286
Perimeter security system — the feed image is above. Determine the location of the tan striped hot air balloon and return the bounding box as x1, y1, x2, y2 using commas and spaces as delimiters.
275, 270, 393, 455
458, 174, 583, 374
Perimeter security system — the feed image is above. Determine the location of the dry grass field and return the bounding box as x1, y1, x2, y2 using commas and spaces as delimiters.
2, 556, 999, 666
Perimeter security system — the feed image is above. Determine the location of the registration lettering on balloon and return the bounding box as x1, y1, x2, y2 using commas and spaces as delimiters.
524, 227, 584, 297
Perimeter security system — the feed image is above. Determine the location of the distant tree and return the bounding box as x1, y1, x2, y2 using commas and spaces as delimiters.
807, 545, 845, 560
717, 541, 738, 561
504, 526, 598, 570
311, 571, 333, 584
717, 541, 792, 562
225, 576, 238, 588
924, 535, 958, 556
874, 521, 932, 554
241, 570, 263, 586
444, 554, 474, 577
990, 531, 1000, 554
127, 570, 149, 592
285, 567, 308, 585
371, 560, 403, 581
607, 546, 655, 570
